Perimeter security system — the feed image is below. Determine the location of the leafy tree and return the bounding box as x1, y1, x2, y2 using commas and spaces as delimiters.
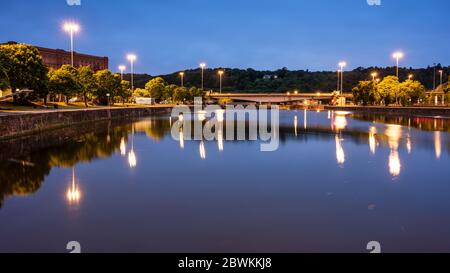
145, 77, 166, 100
117, 80, 132, 104
172, 86, 188, 102
133, 88, 150, 98
94, 70, 122, 105
188, 86, 204, 100
0, 55, 9, 91
0, 44, 49, 104
77, 66, 97, 107
164, 84, 178, 102
352, 80, 379, 105
377, 76, 399, 105
48, 65, 82, 103
399, 79, 426, 105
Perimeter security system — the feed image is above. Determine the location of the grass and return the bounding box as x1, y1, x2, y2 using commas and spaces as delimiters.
0, 100, 174, 113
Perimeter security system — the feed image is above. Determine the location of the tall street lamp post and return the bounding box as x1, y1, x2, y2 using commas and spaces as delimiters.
218, 70, 224, 94
179, 72, 185, 87
393, 52, 404, 104
127, 54, 137, 92
119, 65, 126, 81
338, 61, 347, 95
200, 63, 206, 90
63, 22, 80, 67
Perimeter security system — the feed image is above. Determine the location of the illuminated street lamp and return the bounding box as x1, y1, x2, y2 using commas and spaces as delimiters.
127, 54, 137, 92
371, 72, 378, 81
392, 52, 404, 104
218, 70, 224, 94
63, 22, 80, 67
118, 65, 126, 80
200, 63, 206, 90
338, 61, 347, 95
392, 52, 404, 78
408, 74, 413, 80
179, 72, 185, 87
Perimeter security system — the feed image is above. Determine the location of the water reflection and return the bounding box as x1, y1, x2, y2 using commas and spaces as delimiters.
435, 131, 442, 159
199, 141, 206, 159
128, 127, 137, 168
66, 168, 81, 205
385, 125, 402, 177
369, 126, 377, 155
335, 135, 345, 166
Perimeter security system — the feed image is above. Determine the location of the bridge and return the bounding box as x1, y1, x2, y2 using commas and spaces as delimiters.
206, 92, 353, 104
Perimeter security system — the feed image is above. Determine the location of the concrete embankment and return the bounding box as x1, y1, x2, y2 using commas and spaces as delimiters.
0, 106, 172, 139
326, 106, 450, 117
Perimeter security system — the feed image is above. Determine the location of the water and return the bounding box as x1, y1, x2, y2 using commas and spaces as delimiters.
0, 110, 449, 253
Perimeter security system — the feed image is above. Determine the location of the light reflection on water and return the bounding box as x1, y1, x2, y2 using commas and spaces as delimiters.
0, 110, 450, 253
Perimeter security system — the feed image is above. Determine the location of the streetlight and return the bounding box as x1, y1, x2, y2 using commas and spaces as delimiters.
200, 63, 206, 90
127, 54, 137, 92
408, 74, 413, 80
63, 22, 80, 67
218, 70, 224, 94
439, 70, 443, 87
179, 72, 185, 87
392, 52, 404, 104
118, 65, 126, 80
371, 72, 378, 81
392, 52, 404, 78
338, 61, 347, 95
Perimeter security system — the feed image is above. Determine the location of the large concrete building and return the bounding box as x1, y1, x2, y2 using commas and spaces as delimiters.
3, 42, 109, 71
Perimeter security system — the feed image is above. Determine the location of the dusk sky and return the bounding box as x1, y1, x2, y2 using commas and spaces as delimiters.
1, 0, 449, 75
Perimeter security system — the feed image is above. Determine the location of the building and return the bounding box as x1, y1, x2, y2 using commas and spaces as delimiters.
36, 46, 108, 71
3, 42, 108, 71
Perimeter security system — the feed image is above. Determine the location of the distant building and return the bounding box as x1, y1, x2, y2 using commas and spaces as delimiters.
263, 74, 279, 80
3, 41, 109, 71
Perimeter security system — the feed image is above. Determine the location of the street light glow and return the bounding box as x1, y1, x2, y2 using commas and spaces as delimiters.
119, 65, 126, 72
63, 22, 80, 33
127, 54, 137, 61
200, 63, 206, 69
392, 52, 404, 60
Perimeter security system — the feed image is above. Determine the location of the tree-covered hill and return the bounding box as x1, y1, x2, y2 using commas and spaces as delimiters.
124, 65, 448, 93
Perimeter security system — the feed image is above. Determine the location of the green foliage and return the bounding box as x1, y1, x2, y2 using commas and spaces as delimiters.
399, 79, 426, 105
352, 80, 379, 105
172, 86, 188, 102
145, 77, 166, 100
48, 65, 82, 102
117, 80, 132, 103
133, 88, 150, 98
377, 76, 399, 105
0, 55, 10, 91
0, 43, 49, 103
94, 70, 122, 105
77, 66, 97, 106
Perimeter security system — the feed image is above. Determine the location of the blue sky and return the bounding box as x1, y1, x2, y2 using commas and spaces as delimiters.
0, 0, 449, 74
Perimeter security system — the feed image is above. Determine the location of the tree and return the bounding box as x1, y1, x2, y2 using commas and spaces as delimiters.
0, 44, 48, 104
145, 77, 166, 100
48, 65, 82, 104
164, 84, 178, 102
0, 54, 10, 91
78, 66, 97, 107
172, 86, 188, 103
377, 76, 399, 105
94, 70, 121, 105
133, 88, 150, 98
399, 79, 426, 105
117, 80, 132, 104
352, 80, 379, 105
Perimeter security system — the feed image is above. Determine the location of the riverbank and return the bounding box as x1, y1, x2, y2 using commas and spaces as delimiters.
326, 106, 450, 118
0, 105, 173, 139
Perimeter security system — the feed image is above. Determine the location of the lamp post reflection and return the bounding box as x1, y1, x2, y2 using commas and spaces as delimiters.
216, 110, 225, 152
199, 141, 206, 159
120, 137, 127, 156
303, 109, 307, 129
435, 131, 442, 159
335, 135, 345, 166
128, 126, 137, 168
294, 115, 298, 136
67, 167, 81, 205
385, 125, 402, 177
369, 126, 377, 155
